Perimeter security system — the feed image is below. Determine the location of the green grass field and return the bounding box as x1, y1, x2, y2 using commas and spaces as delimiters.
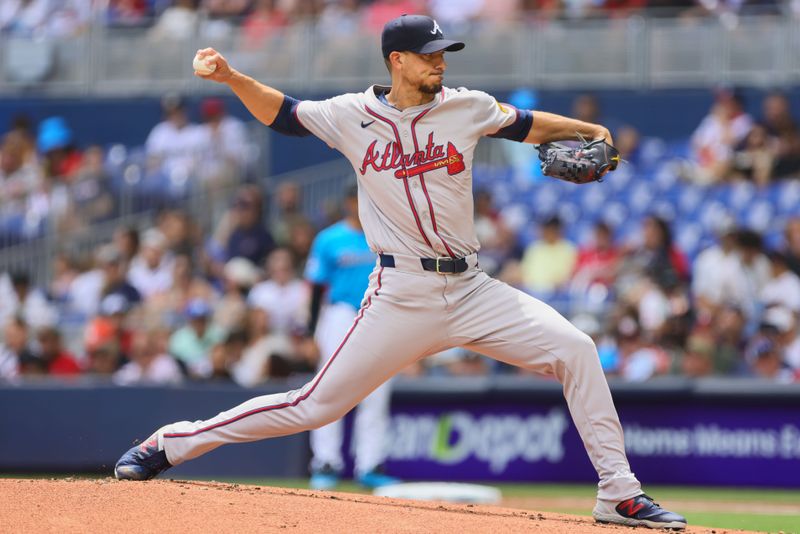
211, 478, 800, 533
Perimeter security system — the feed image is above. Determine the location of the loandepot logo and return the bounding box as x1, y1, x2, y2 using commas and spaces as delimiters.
386, 409, 568, 473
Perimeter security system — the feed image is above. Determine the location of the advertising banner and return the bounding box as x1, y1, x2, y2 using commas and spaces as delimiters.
378, 401, 800, 487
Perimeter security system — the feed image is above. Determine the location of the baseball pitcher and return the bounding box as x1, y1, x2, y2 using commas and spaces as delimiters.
115, 15, 685, 530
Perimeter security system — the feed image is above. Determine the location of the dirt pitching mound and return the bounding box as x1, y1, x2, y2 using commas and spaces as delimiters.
0, 479, 735, 533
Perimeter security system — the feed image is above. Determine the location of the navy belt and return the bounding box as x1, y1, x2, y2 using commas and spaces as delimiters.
379, 254, 469, 274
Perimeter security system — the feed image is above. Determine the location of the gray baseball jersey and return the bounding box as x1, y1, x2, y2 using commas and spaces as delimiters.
296, 86, 516, 258
156, 85, 643, 503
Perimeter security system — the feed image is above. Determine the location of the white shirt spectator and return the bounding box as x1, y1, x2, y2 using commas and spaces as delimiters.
231, 334, 294, 387
113, 353, 184, 386
760, 271, 800, 313
713, 253, 771, 319
66, 268, 104, 317
429, 0, 484, 27
148, 4, 199, 40
198, 115, 249, 168
128, 254, 175, 299
0, 272, 58, 330
691, 112, 753, 167
145, 121, 206, 182
692, 244, 736, 303
248, 279, 308, 334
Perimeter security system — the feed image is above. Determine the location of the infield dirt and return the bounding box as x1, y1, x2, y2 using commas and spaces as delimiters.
0, 479, 751, 533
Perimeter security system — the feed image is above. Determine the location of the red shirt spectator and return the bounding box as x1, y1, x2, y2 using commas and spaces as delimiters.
36, 326, 81, 375
573, 221, 621, 289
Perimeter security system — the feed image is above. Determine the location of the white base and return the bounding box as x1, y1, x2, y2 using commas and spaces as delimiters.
373, 482, 501, 504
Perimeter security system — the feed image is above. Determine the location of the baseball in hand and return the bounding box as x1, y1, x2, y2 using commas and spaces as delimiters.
193, 54, 216, 75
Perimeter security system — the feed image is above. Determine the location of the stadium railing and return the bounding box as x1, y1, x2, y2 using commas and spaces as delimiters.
0, 15, 799, 95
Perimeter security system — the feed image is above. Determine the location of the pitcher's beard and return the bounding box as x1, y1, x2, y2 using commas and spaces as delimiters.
420, 82, 442, 94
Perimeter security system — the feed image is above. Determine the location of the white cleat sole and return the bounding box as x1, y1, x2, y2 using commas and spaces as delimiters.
593, 512, 687, 530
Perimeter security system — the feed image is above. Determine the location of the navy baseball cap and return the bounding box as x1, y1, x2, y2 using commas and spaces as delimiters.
381, 15, 465, 59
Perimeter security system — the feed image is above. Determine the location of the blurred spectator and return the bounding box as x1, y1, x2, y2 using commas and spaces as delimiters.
680, 331, 716, 378
429, 0, 484, 31
38, 117, 82, 181
49, 252, 78, 303
83, 317, 123, 375
231, 307, 293, 386
202, 0, 251, 17
106, 0, 151, 27
128, 229, 175, 299
317, 0, 361, 39
248, 248, 308, 334
270, 181, 306, 246
61, 145, 115, 232
761, 91, 800, 178
33, 326, 81, 376
714, 230, 771, 321
520, 216, 577, 294
211, 186, 275, 266
689, 88, 753, 184
241, 0, 290, 49
745, 313, 796, 382
692, 219, 738, 323
100, 245, 142, 307
48, 0, 92, 37
214, 256, 260, 332
113, 226, 140, 267
473, 189, 516, 276
197, 97, 248, 193
113, 327, 183, 386
614, 125, 641, 165
571, 221, 621, 292
709, 304, 747, 374
0, 0, 53, 36
168, 298, 226, 377
783, 217, 800, 277
287, 219, 315, 274
99, 292, 136, 356
148, 0, 199, 40
615, 316, 671, 382
729, 123, 778, 186
363, 0, 427, 33
158, 209, 195, 256
760, 251, 800, 313
0, 317, 37, 379
208, 329, 247, 381
145, 94, 205, 186
146, 253, 218, 328
67, 249, 107, 318
0, 131, 42, 233
571, 93, 622, 137
0, 271, 57, 331
618, 215, 689, 295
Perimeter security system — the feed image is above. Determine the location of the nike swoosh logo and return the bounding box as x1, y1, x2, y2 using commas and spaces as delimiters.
361, 120, 375, 128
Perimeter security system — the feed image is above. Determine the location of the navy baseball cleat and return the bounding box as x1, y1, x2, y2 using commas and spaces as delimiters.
593, 494, 687, 530
114, 431, 172, 481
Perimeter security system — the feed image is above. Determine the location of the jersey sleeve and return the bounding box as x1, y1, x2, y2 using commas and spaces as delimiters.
469, 90, 533, 142
304, 232, 333, 285
295, 96, 348, 150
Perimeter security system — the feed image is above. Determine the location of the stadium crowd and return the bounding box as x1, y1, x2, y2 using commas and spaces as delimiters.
0, 0, 796, 41
2, 80, 800, 385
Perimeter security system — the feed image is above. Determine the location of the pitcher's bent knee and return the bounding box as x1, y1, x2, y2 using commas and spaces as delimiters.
558, 329, 599, 365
